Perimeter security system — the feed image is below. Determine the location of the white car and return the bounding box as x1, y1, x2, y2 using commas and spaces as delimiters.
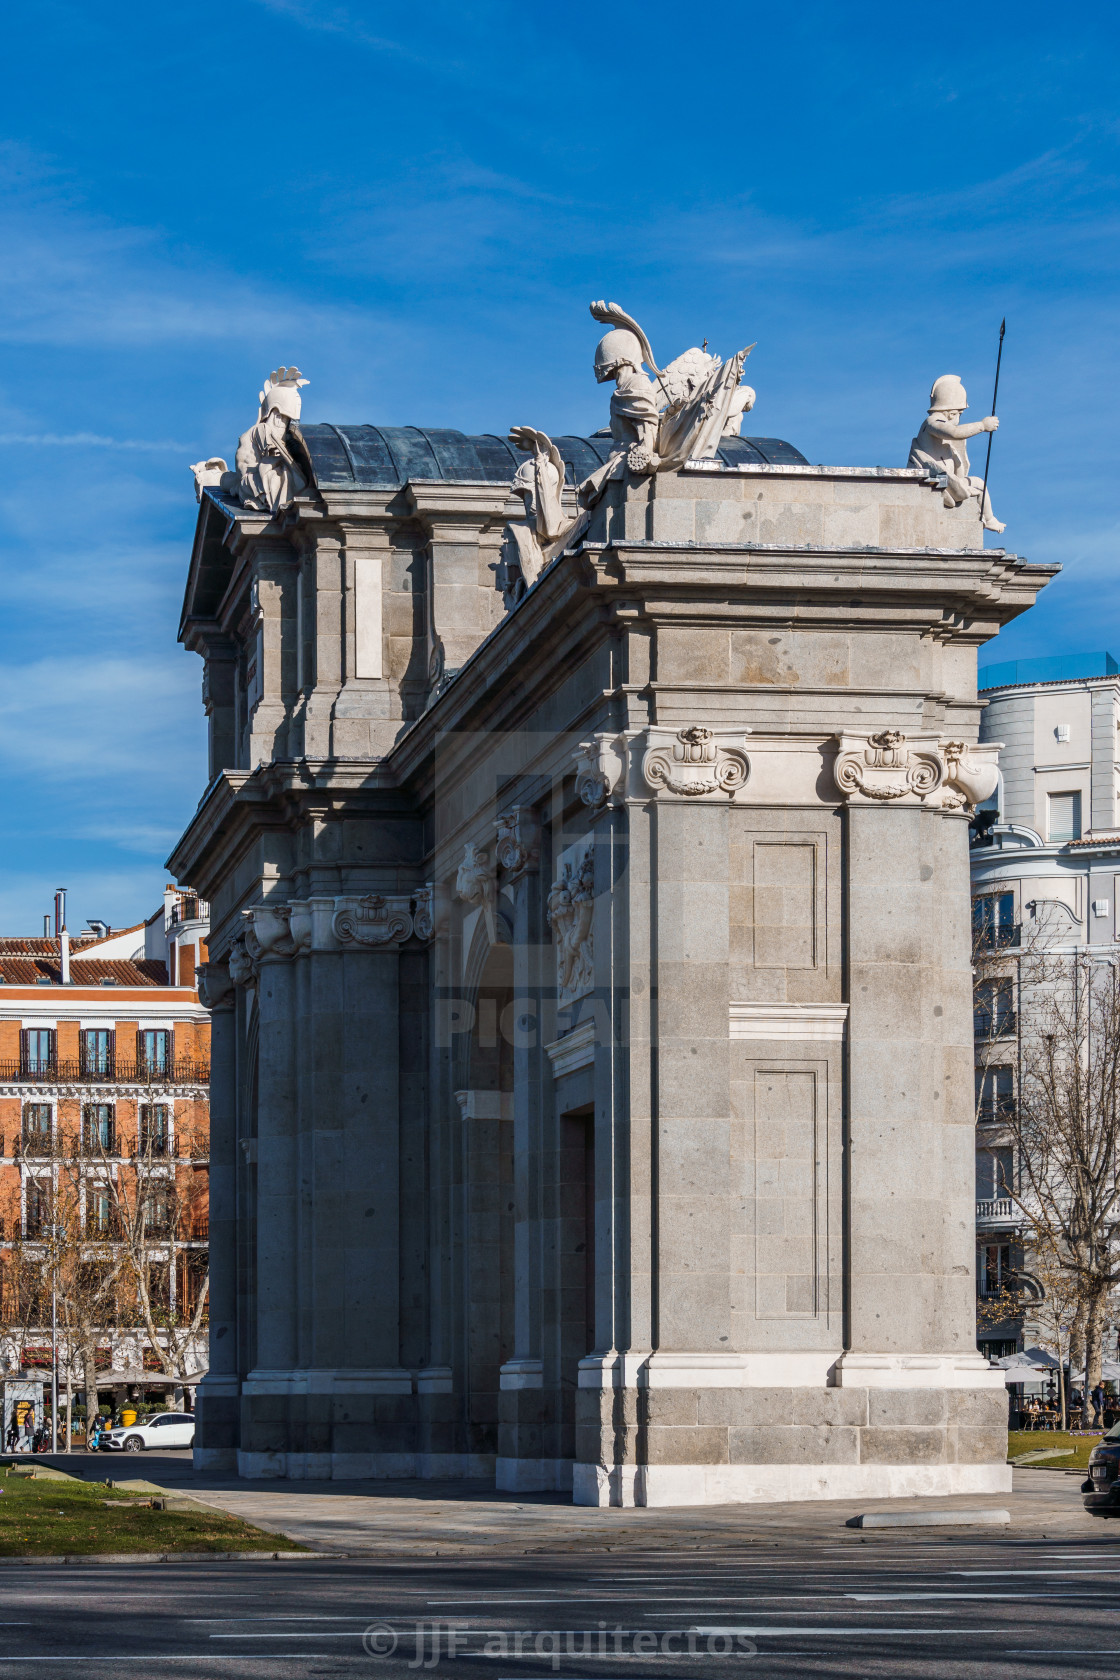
100, 1411, 195, 1452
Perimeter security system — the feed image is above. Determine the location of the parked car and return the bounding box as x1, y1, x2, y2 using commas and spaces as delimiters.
1082, 1423, 1120, 1516
99, 1412, 195, 1453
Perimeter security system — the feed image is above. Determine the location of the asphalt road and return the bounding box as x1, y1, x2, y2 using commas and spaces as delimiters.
4, 1529, 1120, 1678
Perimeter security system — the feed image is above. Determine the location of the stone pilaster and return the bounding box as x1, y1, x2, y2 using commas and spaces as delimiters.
192, 962, 238, 1470
238, 906, 301, 1475
407, 484, 510, 698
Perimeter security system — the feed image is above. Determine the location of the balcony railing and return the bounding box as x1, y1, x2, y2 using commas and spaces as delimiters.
5, 1134, 206, 1163
15, 1133, 54, 1158
975, 924, 1022, 951
170, 896, 207, 925
0, 1059, 210, 1087
132, 1136, 178, 1160
973, 1011, 1017, 1040
976, 1197, 1018, 1225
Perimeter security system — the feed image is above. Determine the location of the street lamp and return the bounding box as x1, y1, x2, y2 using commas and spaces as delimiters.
49, 1219, 58, 1454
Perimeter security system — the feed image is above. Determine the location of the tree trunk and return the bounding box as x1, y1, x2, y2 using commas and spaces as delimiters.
1085, 1286, 1109, 1395
79, 1338, 100, 1444
1069, 1305, 1086, 1381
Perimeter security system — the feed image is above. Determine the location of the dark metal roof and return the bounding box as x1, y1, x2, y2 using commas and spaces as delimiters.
297, 425, 808, 490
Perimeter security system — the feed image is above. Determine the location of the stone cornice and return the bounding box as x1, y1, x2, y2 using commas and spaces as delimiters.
168, 518, 1054, 887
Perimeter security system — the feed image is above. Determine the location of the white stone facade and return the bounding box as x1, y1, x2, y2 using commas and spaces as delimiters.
170, 402, 1052, 1499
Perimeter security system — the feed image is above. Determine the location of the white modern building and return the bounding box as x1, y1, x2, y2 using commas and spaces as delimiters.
971, 651, 1120, 1357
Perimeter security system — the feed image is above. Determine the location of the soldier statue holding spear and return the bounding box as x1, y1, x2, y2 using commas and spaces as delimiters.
908, 326, 1006, 533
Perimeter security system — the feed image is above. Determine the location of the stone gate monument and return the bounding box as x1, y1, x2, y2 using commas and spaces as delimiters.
171, 309, 1053, 1502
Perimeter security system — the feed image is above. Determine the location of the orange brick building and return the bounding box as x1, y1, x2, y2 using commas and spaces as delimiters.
0, 888, 210, 1417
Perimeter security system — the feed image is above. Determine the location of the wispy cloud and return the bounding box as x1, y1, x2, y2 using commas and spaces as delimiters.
0, 655, 203, 783
0, 431, 191, 451
249, 0, 464, 73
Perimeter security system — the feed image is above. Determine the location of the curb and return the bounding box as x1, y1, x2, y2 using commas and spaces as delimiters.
847, 1509, 1012, 1529
0, 1550, 332, 1564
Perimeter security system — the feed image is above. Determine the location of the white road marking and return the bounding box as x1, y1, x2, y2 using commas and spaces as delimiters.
690, 1626, 994, 1638
847, 1591, 1111, 1601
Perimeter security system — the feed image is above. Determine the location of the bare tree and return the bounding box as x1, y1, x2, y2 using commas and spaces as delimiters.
1, 1160, 130, 1426
1, 1090, 208, 1423
78, 1088, 209, 1388
1005, 951, 1120, 1394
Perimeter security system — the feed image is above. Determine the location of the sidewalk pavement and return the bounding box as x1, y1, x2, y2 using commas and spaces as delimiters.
41, 1452, 1106, 1555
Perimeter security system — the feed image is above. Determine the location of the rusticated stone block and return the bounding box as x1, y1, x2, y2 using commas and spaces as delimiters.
576, 1388, 639, 1428
645, 1425, 730, 1465
729, 1424, 860, 1465
947, 1389, 1009, 1427
950, 1424, 1011, 1464
641, 1390, 699, 1426
860, 1426, 948, 1465
867, 1389, 948, 1428
697, 1387, 869, 1428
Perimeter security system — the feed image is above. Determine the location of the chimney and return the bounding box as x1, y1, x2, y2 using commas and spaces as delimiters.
56, 888, 70, 983
43, 915, 50, 938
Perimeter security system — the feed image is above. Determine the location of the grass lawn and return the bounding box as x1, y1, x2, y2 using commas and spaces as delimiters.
1007, 1429, 1106, 1470
0, 1466, 305, 1555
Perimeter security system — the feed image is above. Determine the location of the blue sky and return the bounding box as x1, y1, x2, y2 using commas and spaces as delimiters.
0, 0, 1116, 932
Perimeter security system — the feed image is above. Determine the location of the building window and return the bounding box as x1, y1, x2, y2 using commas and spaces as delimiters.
978, 1242, 1013, 1297
137, 1030, 171, 1075
973, 892, 1018, 949
83, 1104, 115, 1154
139, 1105, 171, 1155
974, 978, 1015, 1038
976, 1066, 1015, 1124
86, 1186, 114, 1238
979, 1337, 1020, 1359
24, 1180, 49, 1239
145, 1191, 173, 1237
1047, 790, 1082, 843
80, 1029, 114, 1077
20, 1029, 55, 1076
976, 1147, 1014, 1201
147, 1261, 171, 1311
21, 1104, 52, 1154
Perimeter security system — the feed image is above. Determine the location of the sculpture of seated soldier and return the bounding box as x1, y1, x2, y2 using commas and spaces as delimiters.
909, 374, 1004, 533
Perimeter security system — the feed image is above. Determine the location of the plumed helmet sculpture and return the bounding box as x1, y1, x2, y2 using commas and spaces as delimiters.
593, 328, 645, 377
929, 374, 968, 412
260, 366, 309, 421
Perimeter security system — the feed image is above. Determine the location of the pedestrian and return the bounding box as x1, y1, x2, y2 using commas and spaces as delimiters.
1091, 1381, 1106, 1429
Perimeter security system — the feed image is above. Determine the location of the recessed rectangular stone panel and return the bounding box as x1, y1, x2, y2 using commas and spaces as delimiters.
752, 1067, 821, 1320
733, 830, 829, 973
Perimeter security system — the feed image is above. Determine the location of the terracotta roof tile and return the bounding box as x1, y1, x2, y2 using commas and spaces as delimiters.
0, 936, 100, 955
0, 957, 170, 988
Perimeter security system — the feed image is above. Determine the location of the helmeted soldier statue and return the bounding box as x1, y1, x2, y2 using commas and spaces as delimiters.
908, 374, 1004, 533
593, 326, 663, 473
